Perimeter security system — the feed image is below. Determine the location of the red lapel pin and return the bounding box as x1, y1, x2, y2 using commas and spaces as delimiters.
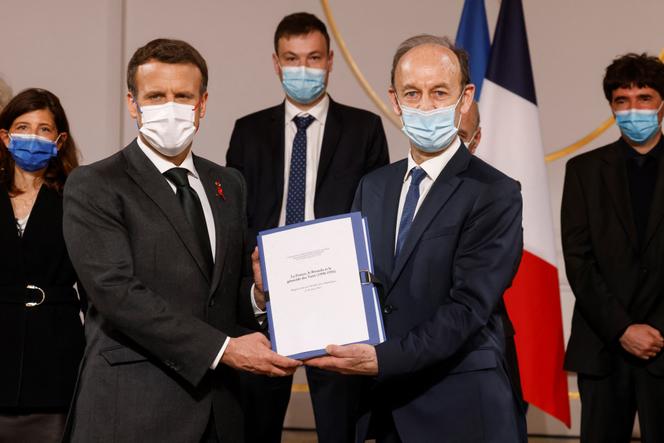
214, 180, 225, 201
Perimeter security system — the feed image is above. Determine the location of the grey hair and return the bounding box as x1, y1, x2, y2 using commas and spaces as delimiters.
0, 76, 12, 111
390, 34, 470, 87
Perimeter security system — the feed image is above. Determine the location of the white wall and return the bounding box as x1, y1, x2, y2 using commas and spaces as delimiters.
1, 0, 124, 162
3, 0, 663, 436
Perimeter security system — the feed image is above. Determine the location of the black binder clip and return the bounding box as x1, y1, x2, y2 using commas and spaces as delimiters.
359, 270, 380, 286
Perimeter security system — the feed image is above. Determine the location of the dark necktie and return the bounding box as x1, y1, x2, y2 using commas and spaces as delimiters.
285, 115, 316, 225
395, 167, 427, 258
163, 167, 213, 271
632, 154, 649, 168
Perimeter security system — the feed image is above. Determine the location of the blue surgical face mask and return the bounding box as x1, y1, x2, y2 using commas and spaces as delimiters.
281, 65, 327, 104
615, 102, 663, 144
7, 133, 59, 172
398, 91, 464, 153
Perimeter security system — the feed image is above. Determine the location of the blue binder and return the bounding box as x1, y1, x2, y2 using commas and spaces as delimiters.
257, 212, 386, 359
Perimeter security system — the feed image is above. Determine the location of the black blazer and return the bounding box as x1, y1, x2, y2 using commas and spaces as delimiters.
562, 138, 664, 376
62, 141, 255, 442
226, 98, 389, 243
0, 185, 84, 411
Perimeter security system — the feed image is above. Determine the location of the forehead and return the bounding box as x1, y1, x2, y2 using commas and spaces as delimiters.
611, 85, 662, 100
277, 31, 327, 55
395, 44, 461, 88
134, 60, 202, 94
12, 109, 56, 127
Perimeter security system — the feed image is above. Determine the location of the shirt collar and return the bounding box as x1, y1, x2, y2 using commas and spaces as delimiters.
136, 136, 199, 179
284, 94, 330, 126
403, 137, 461, 183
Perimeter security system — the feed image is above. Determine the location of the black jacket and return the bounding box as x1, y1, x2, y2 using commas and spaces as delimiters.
0, 184, 85, 411
562, 137, 664, 376
226, 98, 389, 244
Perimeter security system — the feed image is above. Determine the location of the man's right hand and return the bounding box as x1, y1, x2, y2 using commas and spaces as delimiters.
221, 332, 301, 376
619, 324, 664, 359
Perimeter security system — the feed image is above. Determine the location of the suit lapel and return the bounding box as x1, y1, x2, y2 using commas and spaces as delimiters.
123, 141, 211, 282
315, 98, 342, 195
642, 142, 664, 251
195, 156, 230, 297
374, 161, 406, 292
389, 147, 469, 287
600, 144, 639, 251
271, 104, 286, 227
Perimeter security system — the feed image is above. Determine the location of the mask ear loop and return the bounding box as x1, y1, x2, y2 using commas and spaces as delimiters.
132, 97, 143, 114
51, 134, 63, 155
656, 101, 664, 132
452, 85, 467, 131
131, 97, 144, 130
462, 127, 479, 147
393, 93, 407, 128
192, 99, 203, 133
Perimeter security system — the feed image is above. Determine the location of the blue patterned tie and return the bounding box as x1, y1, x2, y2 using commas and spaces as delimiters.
285, 115, 316, 225
395, 167, 427, 257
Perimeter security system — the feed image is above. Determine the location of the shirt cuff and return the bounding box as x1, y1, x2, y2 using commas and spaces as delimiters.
250, 283, 267, 316
210, 337, 230, 370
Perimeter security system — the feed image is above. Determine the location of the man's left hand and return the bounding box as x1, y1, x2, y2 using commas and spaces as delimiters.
305, 344, 378, 375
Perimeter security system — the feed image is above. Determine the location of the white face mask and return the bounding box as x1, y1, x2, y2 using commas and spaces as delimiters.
137, 101, 197, 156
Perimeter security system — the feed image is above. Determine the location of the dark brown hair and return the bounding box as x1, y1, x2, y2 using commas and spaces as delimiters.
603, 53, 664, 101
0, 88, 80, 195
391, 34, 470, 88
127, 38, 208, 96
274, 12, 330, 54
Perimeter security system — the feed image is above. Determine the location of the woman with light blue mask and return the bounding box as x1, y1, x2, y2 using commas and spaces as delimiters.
0, 88, 85, 443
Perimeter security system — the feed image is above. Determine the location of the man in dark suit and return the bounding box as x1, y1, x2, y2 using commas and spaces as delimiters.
62, 38, 300, 443
562, 53, 664, 443
306, 34, 525, 442
226, 12, 389, 443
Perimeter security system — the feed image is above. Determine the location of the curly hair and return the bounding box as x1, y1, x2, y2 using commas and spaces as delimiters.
603, 53, 664, 101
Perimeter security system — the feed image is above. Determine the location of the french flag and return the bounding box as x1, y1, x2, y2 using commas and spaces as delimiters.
458, 0, 571, 427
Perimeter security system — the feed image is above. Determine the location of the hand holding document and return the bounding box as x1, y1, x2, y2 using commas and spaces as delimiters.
257, 212, 385, 359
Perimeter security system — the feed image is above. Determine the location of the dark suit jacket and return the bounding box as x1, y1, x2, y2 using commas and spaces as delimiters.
62, 141, 255, 443
562, 138, 664, 376
0, 185, 84, 411
353, 146, 523, 442
226, 98, 389, 243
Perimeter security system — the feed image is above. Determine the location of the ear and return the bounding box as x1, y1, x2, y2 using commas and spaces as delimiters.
459, 84, 476, 115
0, 129, 9, 147
198, 91, 209, 120
272, 53, 281, 77
388, 87, 402, 116
127, 92, 139, 121
327, 49, 334, 73
56, 132, 68, 150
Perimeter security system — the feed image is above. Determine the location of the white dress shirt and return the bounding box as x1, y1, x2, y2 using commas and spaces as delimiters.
249, 96, 331, 318
278, 94, 330, 226
137, 137, 228, 369
395, 138, 461, 251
